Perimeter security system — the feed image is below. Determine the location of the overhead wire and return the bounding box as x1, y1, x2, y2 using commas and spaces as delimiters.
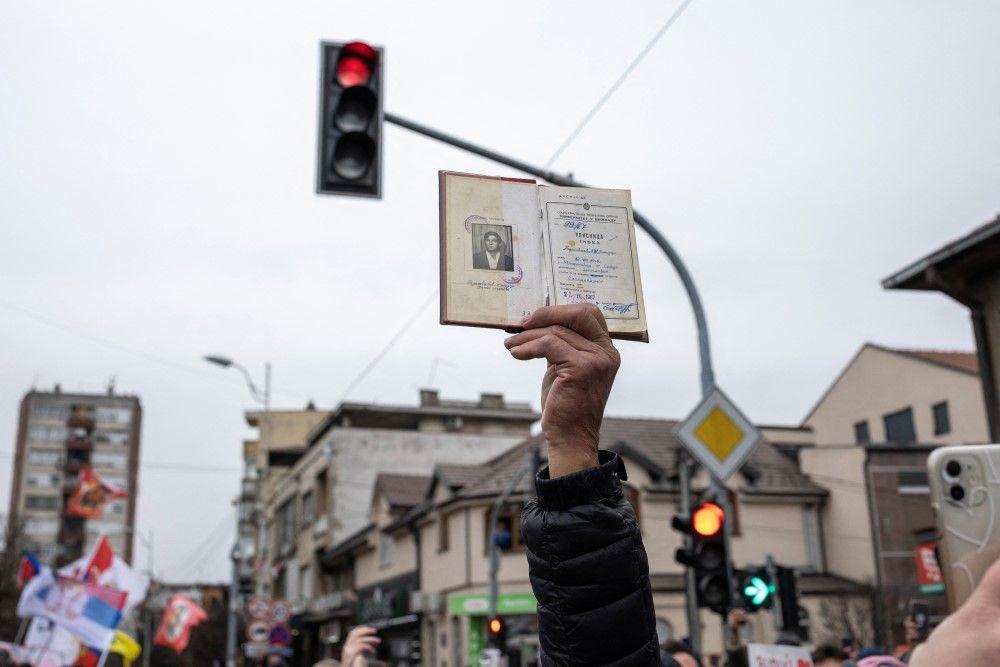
542, 0, 697, 169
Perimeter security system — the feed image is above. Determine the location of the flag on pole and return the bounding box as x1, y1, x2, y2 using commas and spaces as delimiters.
17, 550, 43, 588
154, 595, 207, 654
65, 466, 126, 519
23, 617, 83, 667
17, 569, 127, 652
59, 535, 149, 613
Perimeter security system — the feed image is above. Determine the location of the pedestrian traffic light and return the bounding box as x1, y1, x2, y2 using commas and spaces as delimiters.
486, 616, 506, 648
774, 565, 800, 633
317, 40, 384, 198
673, 501, 731, 614
737, 567, 774, 610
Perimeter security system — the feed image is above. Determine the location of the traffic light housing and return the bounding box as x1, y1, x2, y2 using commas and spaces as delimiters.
673, 502, 731, 614
737, 567, 774, 610
774, 565, 800, 633
486, 616, 506, 648
317, 41, 384, 197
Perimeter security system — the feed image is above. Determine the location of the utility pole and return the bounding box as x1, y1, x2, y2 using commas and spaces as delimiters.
205, 356, 271, 667
385, 112, 718, 650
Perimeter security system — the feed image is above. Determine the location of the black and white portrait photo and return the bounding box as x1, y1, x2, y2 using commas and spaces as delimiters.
471, 223, 514, 272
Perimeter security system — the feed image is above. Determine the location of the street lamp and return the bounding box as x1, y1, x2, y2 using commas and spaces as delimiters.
204, 355, 271, 667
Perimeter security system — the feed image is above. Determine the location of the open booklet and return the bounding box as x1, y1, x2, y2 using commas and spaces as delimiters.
439, 171, 648, 342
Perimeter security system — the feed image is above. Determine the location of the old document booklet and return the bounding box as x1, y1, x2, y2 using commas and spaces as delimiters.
439, 171, 648, 342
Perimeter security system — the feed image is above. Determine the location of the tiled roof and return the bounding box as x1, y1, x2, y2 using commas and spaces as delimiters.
891, 348, 979, 375
448, 416, 826, 498
375, 473, 432, 509
435, 463, 490, 490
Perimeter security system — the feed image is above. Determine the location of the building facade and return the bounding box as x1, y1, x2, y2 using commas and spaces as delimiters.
248, 389, 538, 663
800, 343, 990, 643
6, 384, 142, 566
317, 417, 874, 667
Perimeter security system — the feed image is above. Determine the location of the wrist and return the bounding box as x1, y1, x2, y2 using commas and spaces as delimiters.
546, 437, 599, 478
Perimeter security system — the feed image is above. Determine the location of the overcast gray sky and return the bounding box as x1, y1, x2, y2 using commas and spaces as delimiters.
2, 1, 998, 581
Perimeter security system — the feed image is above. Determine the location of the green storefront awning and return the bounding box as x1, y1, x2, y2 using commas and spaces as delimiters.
447, 592, 537, 616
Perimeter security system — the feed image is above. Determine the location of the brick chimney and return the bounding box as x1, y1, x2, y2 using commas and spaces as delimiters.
479, 393, 505, 409
419, 389, 440, 407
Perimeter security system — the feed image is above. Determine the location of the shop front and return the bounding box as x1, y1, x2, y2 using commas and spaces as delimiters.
356, 572, 422, 666
447, 591, 540, 667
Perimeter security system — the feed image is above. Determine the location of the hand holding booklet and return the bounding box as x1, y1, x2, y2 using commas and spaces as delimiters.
439, 171, 649, 341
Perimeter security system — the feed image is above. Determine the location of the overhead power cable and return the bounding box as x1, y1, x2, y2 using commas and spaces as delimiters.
542, 0, 697, 169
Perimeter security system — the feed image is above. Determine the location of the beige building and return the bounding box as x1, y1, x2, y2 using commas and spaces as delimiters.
800, 343, 989, 643
249, 390, 538, 664
320, 417, 874, 666
883, 214, 1000, 441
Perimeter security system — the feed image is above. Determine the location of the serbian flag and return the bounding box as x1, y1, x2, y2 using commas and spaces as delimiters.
66, 466, 126, 519
59, 535, 149, 613
17, 550, 43, 588
17, 570, 127, 652
154, 595, 207, 654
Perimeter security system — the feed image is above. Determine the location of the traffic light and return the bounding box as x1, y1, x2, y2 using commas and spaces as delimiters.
486, 616, 506, 648
673, 501, 731, 614
774, 565, 800, 633
737, 567, 774, 610
317, 40, 384, 197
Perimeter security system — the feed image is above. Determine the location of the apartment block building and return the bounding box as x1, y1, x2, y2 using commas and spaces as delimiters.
6, 384, 142, 566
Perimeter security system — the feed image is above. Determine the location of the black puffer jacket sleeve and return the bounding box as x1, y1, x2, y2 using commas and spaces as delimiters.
521, 450, 660, 666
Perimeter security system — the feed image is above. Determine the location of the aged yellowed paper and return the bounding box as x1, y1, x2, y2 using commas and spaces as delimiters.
439, 172, 545, 328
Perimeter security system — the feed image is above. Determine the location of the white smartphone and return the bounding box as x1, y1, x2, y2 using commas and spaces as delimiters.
927, 444, 1000, 611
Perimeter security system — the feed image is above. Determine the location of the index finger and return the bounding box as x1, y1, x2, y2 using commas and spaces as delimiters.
522, 303, 609, 341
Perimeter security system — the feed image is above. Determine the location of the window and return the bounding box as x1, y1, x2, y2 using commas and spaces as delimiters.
28, 426, 67, 443
96, 407, 132, 426
853, 420, 870, 444
94, 430, 129, 447
379, 532, 395, 569
444, 416, 464, 431
27, 450, 61, 466
91, 451, 127, 469
302, 491, 315, 527
31, 404, 69, 421
485, 507, 523, 554
315, 470, 328, 514
23, 519, 59, 535
898, 470, 930, 495
300, 564, 313, 602
438, 512, 450, 553
25, 472, 60, 488
25, 495, 59, 510
883, 407, 916, 444
933, 401, 951, 436
277, 499, 296, 548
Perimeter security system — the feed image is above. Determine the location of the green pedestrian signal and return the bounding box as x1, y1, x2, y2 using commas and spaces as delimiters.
743, 576, 774, 606
737, 568, 775, 610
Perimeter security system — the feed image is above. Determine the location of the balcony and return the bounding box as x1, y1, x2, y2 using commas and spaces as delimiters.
67, 414, 95, 430
65, 437, 93, 452
308, 591, 357, 616
63, 459, 87, 474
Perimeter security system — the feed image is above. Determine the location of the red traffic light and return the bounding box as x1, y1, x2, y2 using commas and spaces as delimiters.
692, 502, 724, 537
488, 617, 503, 634
336, 41, 377, 87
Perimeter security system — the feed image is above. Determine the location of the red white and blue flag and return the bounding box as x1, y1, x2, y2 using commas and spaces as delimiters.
59, 535, 149, 614
17, 570, 127, 651
16, 551, 43, 589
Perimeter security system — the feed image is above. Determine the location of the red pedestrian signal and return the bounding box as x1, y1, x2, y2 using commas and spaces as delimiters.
317, 40, 384, 197
672, 500, 732, 614
692, 502, 724, 537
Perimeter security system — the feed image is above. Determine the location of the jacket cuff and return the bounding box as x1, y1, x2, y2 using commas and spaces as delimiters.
534, 450, 628, 510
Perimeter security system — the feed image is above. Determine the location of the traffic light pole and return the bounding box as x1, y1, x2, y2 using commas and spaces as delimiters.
385, 111, 719, 650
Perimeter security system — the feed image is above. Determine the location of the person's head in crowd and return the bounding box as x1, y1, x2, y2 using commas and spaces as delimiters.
661, 640, 702, 667
811, 644, 848, 667
841, 637, 860, 659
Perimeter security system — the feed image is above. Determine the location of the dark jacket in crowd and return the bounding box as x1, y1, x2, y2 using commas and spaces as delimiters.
521, 450, 660, 666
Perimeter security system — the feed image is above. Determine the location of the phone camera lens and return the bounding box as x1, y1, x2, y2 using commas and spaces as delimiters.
945, 460, 962, 478
950, 485, 966, 501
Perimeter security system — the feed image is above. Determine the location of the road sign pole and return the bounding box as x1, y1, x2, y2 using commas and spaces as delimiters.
678, 451, 700, 650
384, 112, 718, 650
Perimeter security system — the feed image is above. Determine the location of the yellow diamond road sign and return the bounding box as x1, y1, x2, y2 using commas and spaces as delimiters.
676, 387, 761, 482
